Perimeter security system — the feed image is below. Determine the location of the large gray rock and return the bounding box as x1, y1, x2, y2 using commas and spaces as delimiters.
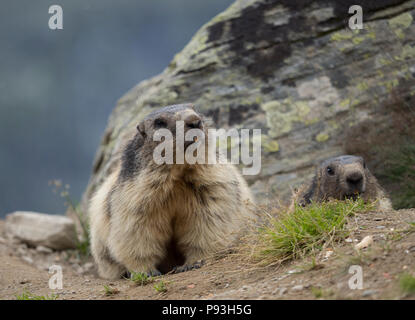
81, 0, 415, 209
5, 212, 77, 250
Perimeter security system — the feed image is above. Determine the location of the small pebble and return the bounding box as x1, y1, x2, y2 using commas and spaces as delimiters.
292, 285, 304, 291
82, 262, 94, 271
272, 287, 287, 296
36, 245, 53, 254
355, 236, 373, 250
362, 289, 377, 297
21, 256, 34, 264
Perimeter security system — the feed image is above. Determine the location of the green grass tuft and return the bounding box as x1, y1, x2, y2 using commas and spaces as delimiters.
129, 272, 153, 286
399, 273, 415, 295
16, 290, 58, 300
256, 199, 374, 264
153, 280, 168, 293
103, 285, 119, 296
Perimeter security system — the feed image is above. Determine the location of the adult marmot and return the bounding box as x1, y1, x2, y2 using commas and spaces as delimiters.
89, 104, 256, 279
291, 155, 392, 211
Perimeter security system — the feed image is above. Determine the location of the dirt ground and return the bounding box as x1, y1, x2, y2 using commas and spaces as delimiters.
0, 209, 414, 300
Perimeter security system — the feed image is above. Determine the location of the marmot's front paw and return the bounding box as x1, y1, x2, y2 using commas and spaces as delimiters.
147, 269, 162, 277
173, 260, 204, 273
126, 269, 162, 280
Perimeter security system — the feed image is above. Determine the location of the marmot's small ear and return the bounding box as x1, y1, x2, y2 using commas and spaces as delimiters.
136, 122, 146, 137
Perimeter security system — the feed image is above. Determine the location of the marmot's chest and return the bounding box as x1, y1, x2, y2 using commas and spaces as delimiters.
154, 179, 210, 273
164, 179, 211, 218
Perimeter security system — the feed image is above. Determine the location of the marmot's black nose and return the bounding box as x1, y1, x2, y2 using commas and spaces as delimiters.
346, 172, 363, 188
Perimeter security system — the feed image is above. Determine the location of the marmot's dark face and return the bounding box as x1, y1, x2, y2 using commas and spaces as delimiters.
317, 155, 368, 201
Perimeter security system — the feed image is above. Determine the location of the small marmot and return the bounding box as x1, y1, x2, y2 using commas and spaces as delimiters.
89, 104, 256, 279
291, 155, 392, 211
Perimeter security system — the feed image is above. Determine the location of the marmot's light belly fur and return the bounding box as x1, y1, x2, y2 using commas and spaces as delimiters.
291, 155, 392, 211
89, 104, 255, 279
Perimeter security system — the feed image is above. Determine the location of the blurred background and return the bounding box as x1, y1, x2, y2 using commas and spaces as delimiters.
0, 0, 234, 218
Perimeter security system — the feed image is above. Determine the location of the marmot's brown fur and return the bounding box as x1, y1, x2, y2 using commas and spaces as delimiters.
89, 104, 256, 279
291, 155, 392, 211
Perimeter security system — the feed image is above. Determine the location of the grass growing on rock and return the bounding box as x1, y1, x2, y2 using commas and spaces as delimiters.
254, 199, 374, 265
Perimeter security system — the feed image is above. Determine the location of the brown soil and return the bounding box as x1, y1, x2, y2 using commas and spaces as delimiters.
1, 209, 414, 300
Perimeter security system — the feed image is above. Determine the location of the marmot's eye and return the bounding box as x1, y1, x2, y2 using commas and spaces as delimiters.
327, 167, 335, 176
187, 120, 202, 129
154, 118, 167, 128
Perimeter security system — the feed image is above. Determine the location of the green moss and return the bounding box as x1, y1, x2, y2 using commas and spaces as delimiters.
340, 99, 351, 108
304, 118, 320, 126
389, 12, 413, 39
352, 36, 365, 45
357, 81, 370, 91
262, 135, 280, 153
262, 99, 312, 138
316, 133, 329, 142
330, 30, 354, 42
378, 57, 393, 66
367, 31, 376, 40
389, 12, 413, 30
328, 120, 339, 130
394, 29, 405, 39
401, 44, 415, 59
339, 97, 359, 109
331, 28, 375, 45
377, 70, 385, 78
383, 79, 400, 92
